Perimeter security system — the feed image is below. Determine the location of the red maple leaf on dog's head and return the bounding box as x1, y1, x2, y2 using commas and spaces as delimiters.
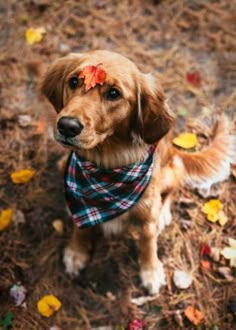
79, 63, 106, 91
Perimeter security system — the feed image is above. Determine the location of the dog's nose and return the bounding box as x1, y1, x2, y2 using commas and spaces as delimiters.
57, 117, 84, 138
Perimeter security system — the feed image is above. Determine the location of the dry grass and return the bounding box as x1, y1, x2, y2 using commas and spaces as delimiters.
0, 0, 236, 329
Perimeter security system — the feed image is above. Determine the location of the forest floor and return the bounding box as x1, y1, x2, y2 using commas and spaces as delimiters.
0, 0, 236, 329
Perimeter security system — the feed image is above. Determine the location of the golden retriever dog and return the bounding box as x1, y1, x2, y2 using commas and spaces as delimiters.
41, 50, 235, 295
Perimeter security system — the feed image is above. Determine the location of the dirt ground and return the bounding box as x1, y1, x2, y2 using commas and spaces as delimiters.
0, 0, 236, 329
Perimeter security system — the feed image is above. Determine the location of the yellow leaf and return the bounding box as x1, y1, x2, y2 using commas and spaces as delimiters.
10, 169, 36, 184
201, 199, 224, 223
0, 209, 13, 231
184, 306, 204, 325
172, 132, 197, 149
37, 295, 62, 317
25, 27, 46, 45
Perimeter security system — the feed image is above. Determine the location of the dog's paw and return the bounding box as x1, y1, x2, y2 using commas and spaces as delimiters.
140, 263, 166, 295
63, 246, 88, 276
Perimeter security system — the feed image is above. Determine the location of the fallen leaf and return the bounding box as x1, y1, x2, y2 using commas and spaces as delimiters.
199, 243, 211, 257
52, 219, 64, 234
228, 237, 236, 248
202, 106, 211, 115
131, 295, 159, 306
218, 267, 234, 282
200, 259, 211, 270
210, 247, 221, 262
184, 306, 204, 326
10, 169, 36, 184
34, 118, 46, 135
201, 199, 225, 224
49, 326, 61, 330
186, 71, 201, 88
106, 291, 116, 301
177, 107, 187, 116
0, 209, 13, 231
173, 270, 192, 289
25, 27, 46, 45
221, 247, 236, 267
172, 132, 197, 149
0, 312, 14, 330
218, 210, 228, 226
128, 319, 145, 330
9, 284, 27, 306
18, 114, 32, 128
12, 209, 26, 225
79, 64, 106, 91
37, 295, 62, 317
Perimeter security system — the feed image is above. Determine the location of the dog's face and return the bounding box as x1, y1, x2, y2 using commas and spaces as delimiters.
41, 50, 174, 149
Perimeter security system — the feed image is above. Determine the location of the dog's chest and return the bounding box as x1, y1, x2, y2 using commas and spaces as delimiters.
100, 215, 126, 237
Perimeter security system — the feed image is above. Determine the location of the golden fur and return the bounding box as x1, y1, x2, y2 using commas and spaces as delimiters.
41, 50, 235, 294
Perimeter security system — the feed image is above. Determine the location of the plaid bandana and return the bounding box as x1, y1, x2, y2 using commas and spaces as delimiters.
64, 145, 156, 229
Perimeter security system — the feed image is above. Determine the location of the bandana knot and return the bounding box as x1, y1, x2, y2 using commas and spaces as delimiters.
64, 145, 156, 228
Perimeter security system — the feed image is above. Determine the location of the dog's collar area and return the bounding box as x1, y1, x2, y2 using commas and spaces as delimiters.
64, 144, 156, 228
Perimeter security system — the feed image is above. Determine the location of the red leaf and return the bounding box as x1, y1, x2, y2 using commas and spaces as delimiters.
199, 243, 211, 257
186, 71, 201, 87
128, 319, 145, 330
79, 63, 106, 91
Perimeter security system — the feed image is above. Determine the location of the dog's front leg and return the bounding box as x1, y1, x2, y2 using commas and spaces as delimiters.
63, 225, 94, 276
136, 221, 166, 295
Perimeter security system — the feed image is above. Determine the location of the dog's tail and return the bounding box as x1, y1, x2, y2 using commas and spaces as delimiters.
175, 115, 236, 195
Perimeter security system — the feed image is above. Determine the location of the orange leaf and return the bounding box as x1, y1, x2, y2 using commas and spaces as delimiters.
35, 118, 46, 135
184, 306, 204, 325
200, 259, 211, 270
79, 64, 106, 91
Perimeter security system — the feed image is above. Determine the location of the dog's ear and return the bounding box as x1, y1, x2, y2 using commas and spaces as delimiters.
40, 54, 80, 112
133, 73, 175, 144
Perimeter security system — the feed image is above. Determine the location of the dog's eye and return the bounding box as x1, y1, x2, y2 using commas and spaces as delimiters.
68, 76, 79, 90
105, 88, 121, 101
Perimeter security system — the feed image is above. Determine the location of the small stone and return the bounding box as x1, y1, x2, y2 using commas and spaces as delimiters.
59, 43, 70, 54
52, 219, 64, 234
12, 209, 26, 225
18, 115, 32, 128
173, 270, 192, 289
218, 267, 234, 282
9, 284, 27, 306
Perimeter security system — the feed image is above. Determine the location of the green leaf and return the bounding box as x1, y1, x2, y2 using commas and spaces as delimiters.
0, 312, 14, 330
151, 305, 163, 314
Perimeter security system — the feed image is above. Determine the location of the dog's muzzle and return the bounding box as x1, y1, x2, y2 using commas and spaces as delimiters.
57, 116, 84, 138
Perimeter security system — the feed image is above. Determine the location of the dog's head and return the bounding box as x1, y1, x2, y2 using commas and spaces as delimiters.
41, 50, 174, 149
